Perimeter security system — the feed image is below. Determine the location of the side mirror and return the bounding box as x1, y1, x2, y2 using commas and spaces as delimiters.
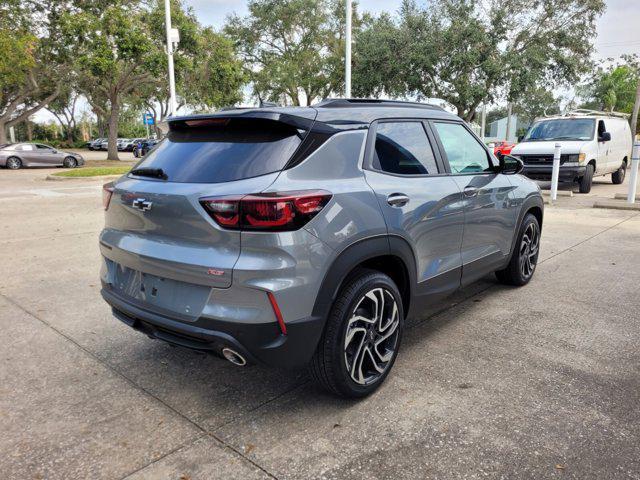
52, 149, 58, 154
599, 132, 611, 142
499, 154, 524, 175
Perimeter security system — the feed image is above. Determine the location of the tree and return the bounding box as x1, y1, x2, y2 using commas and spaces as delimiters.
61, 1, 156, 159
581, 55, 640, 135
0, 0, 67, 143
142, 0, 245, 131
225, 0, 366, 105
354, 0, 605, 122
47, 88, 81, 145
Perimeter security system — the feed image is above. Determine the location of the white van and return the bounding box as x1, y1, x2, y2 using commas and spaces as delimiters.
510, 110, 632, 193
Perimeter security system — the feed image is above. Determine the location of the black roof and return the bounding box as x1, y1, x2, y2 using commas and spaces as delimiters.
168, 98, 459, 132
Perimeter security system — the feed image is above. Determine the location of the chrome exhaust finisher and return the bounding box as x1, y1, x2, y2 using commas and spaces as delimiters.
222, 347, 247, 366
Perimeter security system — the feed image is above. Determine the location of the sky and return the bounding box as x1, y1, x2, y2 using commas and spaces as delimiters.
187, 0, 640, 60
33, 0, 640, 124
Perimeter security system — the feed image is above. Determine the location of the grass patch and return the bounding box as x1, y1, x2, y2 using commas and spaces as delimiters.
52, 166, 131, 177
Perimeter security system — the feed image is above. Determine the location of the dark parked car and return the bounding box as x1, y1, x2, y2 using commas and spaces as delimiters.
133, 138, 160, 157
0, 143, 84, 169
100, 99, 543, 398
87, 138, 105, 151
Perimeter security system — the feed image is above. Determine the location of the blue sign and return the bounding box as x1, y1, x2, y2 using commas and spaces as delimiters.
143, 113, 154, 125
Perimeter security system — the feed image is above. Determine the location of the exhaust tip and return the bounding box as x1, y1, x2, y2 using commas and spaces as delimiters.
222, 347, 247, 366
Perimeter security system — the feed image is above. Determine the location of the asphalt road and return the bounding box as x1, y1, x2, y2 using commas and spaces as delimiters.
1, 169, 639, 479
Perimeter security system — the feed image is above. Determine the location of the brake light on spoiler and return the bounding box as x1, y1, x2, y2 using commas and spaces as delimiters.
199, 190, 332, 231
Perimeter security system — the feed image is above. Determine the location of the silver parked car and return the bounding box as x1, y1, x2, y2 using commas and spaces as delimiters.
0, 143, 84, 169
99, 99, 543, 398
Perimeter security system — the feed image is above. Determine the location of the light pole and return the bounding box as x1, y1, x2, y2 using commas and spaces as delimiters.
345, 0, 352, 98
164, 0, 178, 116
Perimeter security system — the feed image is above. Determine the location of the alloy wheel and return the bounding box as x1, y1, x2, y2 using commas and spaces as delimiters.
344, 287, 400, 385
519, 222, 540, 279
6, 157, 20, 169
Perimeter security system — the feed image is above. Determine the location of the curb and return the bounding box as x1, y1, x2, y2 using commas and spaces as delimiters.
593, 200, 640, 211
541, 190, 574, 197
46, 174, 123, 182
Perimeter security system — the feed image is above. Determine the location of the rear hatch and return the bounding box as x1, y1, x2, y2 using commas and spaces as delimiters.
100, 110, 316, 315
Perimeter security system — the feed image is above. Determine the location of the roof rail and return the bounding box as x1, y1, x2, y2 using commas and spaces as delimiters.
565, 109, 630, 119
314, 98, 444, 111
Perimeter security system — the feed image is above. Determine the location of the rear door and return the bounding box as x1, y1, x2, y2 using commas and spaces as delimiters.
431, 121, 518, 286
363, 120, 465, 298
16, 144, 38, 165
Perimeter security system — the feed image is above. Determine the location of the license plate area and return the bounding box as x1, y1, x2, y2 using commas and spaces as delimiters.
111, 262, 210, 319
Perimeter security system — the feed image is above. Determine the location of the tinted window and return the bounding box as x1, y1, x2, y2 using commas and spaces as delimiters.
434, 122, 491, 174
373, 122, 438, 175
133, 118, 302, 183
36, 144, 51, 150
523, 119, 595, 142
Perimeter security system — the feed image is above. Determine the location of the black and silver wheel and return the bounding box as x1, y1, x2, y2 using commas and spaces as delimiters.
309, 269, 403, 398
612, 161, 626, 185
496, 213, 540, 286
63, 156, 77, 168
6, 156, 22, 170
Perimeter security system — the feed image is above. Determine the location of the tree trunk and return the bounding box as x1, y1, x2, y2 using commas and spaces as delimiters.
631, 78, 640, 141
107, 99, 120, 161
26, 121, 33, 141
0, 122, 7, 144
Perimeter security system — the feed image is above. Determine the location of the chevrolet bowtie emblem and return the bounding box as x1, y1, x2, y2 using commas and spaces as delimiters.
132, 198, 153, 211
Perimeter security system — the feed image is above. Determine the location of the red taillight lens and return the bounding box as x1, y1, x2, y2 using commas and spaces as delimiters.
200, 190, 331, 231
102, 182, 114, 210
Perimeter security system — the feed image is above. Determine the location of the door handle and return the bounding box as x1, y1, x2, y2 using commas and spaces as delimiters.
387, 193, 410, 207
463, 186, 478, 197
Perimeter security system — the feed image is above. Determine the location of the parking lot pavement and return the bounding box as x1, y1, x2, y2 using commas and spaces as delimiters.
1, 170, 639, 479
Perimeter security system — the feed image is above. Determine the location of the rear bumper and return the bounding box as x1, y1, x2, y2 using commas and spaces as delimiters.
101, 286, 325, 369
522, 165, 586, 182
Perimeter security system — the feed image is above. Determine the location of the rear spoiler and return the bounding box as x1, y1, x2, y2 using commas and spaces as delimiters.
168, 110, 318, 132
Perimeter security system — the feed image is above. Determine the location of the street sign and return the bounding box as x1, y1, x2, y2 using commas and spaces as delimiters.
143, 113, 154, 125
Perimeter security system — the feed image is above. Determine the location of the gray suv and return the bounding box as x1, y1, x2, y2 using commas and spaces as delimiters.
100, 99, 543, 398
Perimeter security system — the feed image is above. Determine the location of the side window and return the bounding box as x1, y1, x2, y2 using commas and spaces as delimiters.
373, 122, 439, 175
18, 144, 34, 151
36, 144, 51, 150
433, 122, 492, 174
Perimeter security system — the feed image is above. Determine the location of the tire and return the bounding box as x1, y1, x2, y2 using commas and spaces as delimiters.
309, 269, 404, 398
612, 161, 626, 185
63, 156, 77, 168
496, 213, 541, 287
6, 156, 22, 170
578, 164, 594, 193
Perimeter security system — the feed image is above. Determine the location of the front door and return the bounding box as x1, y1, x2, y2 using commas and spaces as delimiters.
431, 121, 518, 286
363, 120, 465, 303
35, 144, 62, 165
596, 120, 610, 174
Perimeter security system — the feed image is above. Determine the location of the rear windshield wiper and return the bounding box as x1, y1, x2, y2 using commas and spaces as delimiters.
130, 167, 168, 180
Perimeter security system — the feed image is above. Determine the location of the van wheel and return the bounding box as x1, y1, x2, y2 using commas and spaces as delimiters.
496, 213, 540, 287
578, 164, 594, 193
309, 269, 403, 398
612, 161, 626, 184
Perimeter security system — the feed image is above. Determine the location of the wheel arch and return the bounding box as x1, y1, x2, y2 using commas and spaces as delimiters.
311, 235, 416, 324
507, 194, 544, 258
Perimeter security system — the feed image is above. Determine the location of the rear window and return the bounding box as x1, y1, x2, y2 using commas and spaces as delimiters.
132, 118, 303, 183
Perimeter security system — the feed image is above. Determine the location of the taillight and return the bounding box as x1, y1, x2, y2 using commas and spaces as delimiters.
102, 182, 114, 210
200, 190, 331, 231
